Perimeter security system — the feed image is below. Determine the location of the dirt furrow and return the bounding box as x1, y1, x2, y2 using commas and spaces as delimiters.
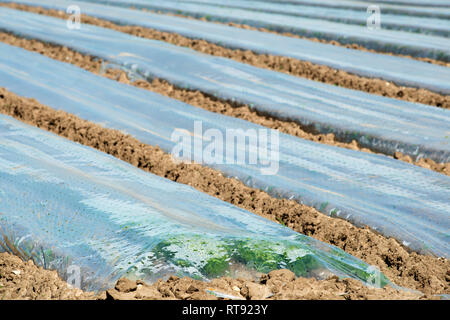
0, 31, 448, 176
0, 253, 428, 300
1, 2, 449, 109
1, 88, 448, 295
0, 252, 96, 300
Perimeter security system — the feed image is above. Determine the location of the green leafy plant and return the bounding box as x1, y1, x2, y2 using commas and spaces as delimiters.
202, 257, 229, 277
148, 234, 390, 287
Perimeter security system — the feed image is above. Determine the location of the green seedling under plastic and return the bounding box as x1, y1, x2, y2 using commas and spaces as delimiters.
148, 234, 391, 288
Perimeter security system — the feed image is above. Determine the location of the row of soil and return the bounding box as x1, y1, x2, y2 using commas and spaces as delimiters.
1, 2, 449, 109
0, 252, 95, 300
0, 88, 448, 296
0, 253, 429, 300
154, 9, 450, 67
0, 31, 448, 176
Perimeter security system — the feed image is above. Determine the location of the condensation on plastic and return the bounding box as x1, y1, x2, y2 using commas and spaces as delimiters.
171, 0, 450, 36
5, 0, 450, 95
254, 0, 450, 18
0, 115, 394, 291
0, 43, 448, 259
52, 0, 450, 61
0, 8, 449, 163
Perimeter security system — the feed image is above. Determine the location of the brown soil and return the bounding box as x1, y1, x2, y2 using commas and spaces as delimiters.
1, 3, 449, 109
1, 253, 429, 300
0, 252, 96, 300
0, 31, 448, 176
1, 88, 448, 296
103, 270, 428, 300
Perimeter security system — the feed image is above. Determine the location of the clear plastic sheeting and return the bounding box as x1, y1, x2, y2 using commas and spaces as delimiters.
57, 0, 450, 60
0, 9, 449, 163
0, 44, 448, 258
172, 0, 450, 36
254, 0, 450, 18
4, 0, 450, 94
0, 115, 393, 291
352, 0, 450, 7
